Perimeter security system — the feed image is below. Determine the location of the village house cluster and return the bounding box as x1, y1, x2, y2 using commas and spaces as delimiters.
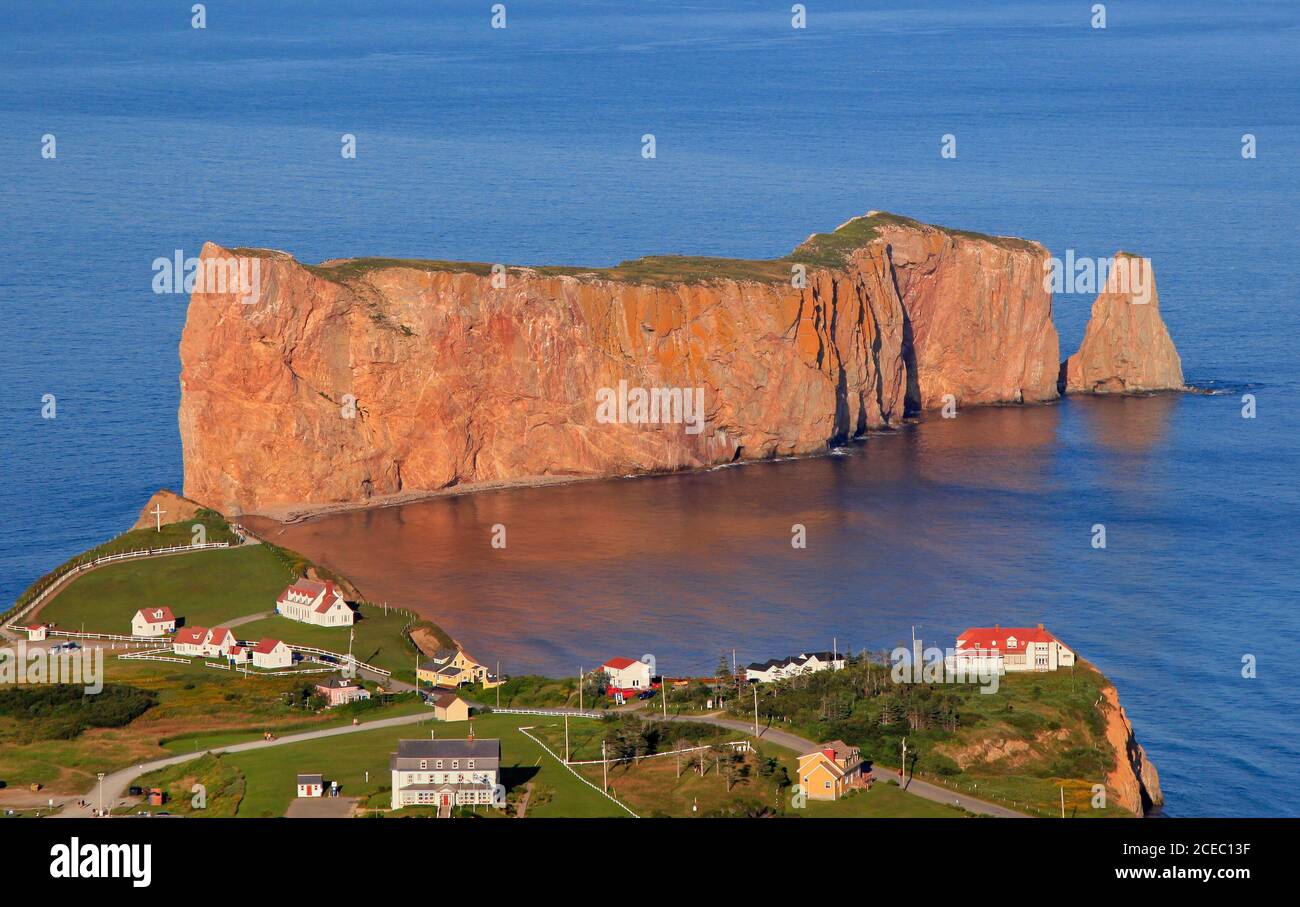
744, 650, 845, 683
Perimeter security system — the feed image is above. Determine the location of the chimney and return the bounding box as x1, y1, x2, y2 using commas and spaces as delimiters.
1037, 623, 1045, 630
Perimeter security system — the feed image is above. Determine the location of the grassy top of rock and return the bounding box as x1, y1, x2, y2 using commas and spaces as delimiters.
224, 212, 1041, 289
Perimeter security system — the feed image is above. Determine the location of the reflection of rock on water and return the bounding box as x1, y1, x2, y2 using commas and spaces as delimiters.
1072, 393, 1178, 454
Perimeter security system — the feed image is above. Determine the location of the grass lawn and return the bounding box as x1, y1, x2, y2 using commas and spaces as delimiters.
206, 714, 625, 818
796, 778, 969, 818
36, 544, 294, 634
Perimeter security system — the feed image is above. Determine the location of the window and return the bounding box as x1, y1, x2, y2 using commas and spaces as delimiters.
419, 760, 427, 769
436, 760, 443, 769
468, 760, 475, 769
452, 760, 459, 770
824, 781, 831, 789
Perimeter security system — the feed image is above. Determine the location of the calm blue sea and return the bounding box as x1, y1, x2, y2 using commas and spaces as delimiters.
1, 0, 1297, 816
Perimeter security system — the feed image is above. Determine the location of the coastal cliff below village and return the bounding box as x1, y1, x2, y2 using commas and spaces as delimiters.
179, 212, 1185, 518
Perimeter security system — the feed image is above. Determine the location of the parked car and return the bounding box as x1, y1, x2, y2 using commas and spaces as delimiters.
128, 786, 143, 796
637, 689, 657, 700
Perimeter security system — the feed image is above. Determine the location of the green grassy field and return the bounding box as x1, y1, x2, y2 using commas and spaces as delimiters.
197, 714, 627, 818
36, 544, 294, 634
31, 541, 423, 682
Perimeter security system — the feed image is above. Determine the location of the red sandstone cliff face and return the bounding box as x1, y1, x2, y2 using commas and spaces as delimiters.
1102, 686, 1164, 816
180, 213, 1065, 516
1063, 253, 1185, 394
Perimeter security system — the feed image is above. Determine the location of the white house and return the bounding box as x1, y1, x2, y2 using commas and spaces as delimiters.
745, 650, 846, 683
952, 625, 1075, 673
252, 638, 293, 670
296, 773, 323, 797
172, 626, 209, 657
171, 626, 236, 658
132, 606, 177, 637
227, 644, 251, 666
389, 738, 502, 811
275, 579, 355, 627
600, 657, 652, 694
25, 624, 48, 642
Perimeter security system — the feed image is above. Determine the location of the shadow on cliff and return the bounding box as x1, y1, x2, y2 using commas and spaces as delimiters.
887, 245, 923, 417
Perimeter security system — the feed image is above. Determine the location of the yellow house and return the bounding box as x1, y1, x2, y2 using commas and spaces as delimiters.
431, 690, 470, 722
797, 740, 867, 801
417, 647, 497, 688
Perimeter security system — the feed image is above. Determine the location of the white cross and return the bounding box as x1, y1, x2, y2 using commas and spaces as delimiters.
150, 503, 165, 532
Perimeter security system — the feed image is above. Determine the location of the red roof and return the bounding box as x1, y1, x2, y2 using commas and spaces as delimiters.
253, 637, 285, 655
956, 626, 1069, 652
208, 627, 234, 646
277, 579, 345, 613
602, 657, 638, 670
25, 624, 45, 631
174, 626, 208, 645
136, 606, 175, 624
229, 645, 246, 655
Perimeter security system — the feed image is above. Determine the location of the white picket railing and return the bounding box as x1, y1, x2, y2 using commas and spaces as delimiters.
5, 541, 232, 628
492, 707, 607, 719
564, 739, 752, 766
518, 726, 638, 818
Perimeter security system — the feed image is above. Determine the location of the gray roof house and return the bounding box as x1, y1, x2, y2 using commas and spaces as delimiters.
389, 738, 503, 812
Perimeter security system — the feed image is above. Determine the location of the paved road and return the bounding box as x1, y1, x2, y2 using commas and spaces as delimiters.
61, 708, 437, 817
646, 711, 1028, 818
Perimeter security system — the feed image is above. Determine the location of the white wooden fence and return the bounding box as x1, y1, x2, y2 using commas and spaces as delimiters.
565, 739, 753, 766
277, 642, 390, 677
5, 541, 232, 628
492, 707, 606, 719
518, 726, 638, 818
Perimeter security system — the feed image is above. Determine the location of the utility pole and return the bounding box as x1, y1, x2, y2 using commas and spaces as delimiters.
601, 740, 608, 792
753, 684, 759, 736
496, 660, 501, 709
901, 737, 908, 787
97, 772, 105, 816
1060, 785, 1066, 819
662, 680, 668, 718
578, 667, 583, 711
564, 713, 570, 763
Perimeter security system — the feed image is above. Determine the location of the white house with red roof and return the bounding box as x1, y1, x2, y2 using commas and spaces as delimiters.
132, 606, 177, 637
600, 657, 652, 695
252, 638, 293, 669
952, 624, 1075, 673
275, 579, 355, 627
25, 624, 48, 642
227, 643, 251, 666
172, 626, 237, 658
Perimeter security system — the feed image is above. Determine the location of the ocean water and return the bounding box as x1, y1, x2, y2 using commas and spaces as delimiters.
1, 0, 1297, 817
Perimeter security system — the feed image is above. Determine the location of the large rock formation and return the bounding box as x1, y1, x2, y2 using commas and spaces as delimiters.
179, 212, 1067, 517
1101, 685, 1164, 816
1062, 252, 1184, 394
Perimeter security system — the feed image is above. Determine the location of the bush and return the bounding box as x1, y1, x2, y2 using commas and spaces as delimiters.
0, 684, 158, 742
